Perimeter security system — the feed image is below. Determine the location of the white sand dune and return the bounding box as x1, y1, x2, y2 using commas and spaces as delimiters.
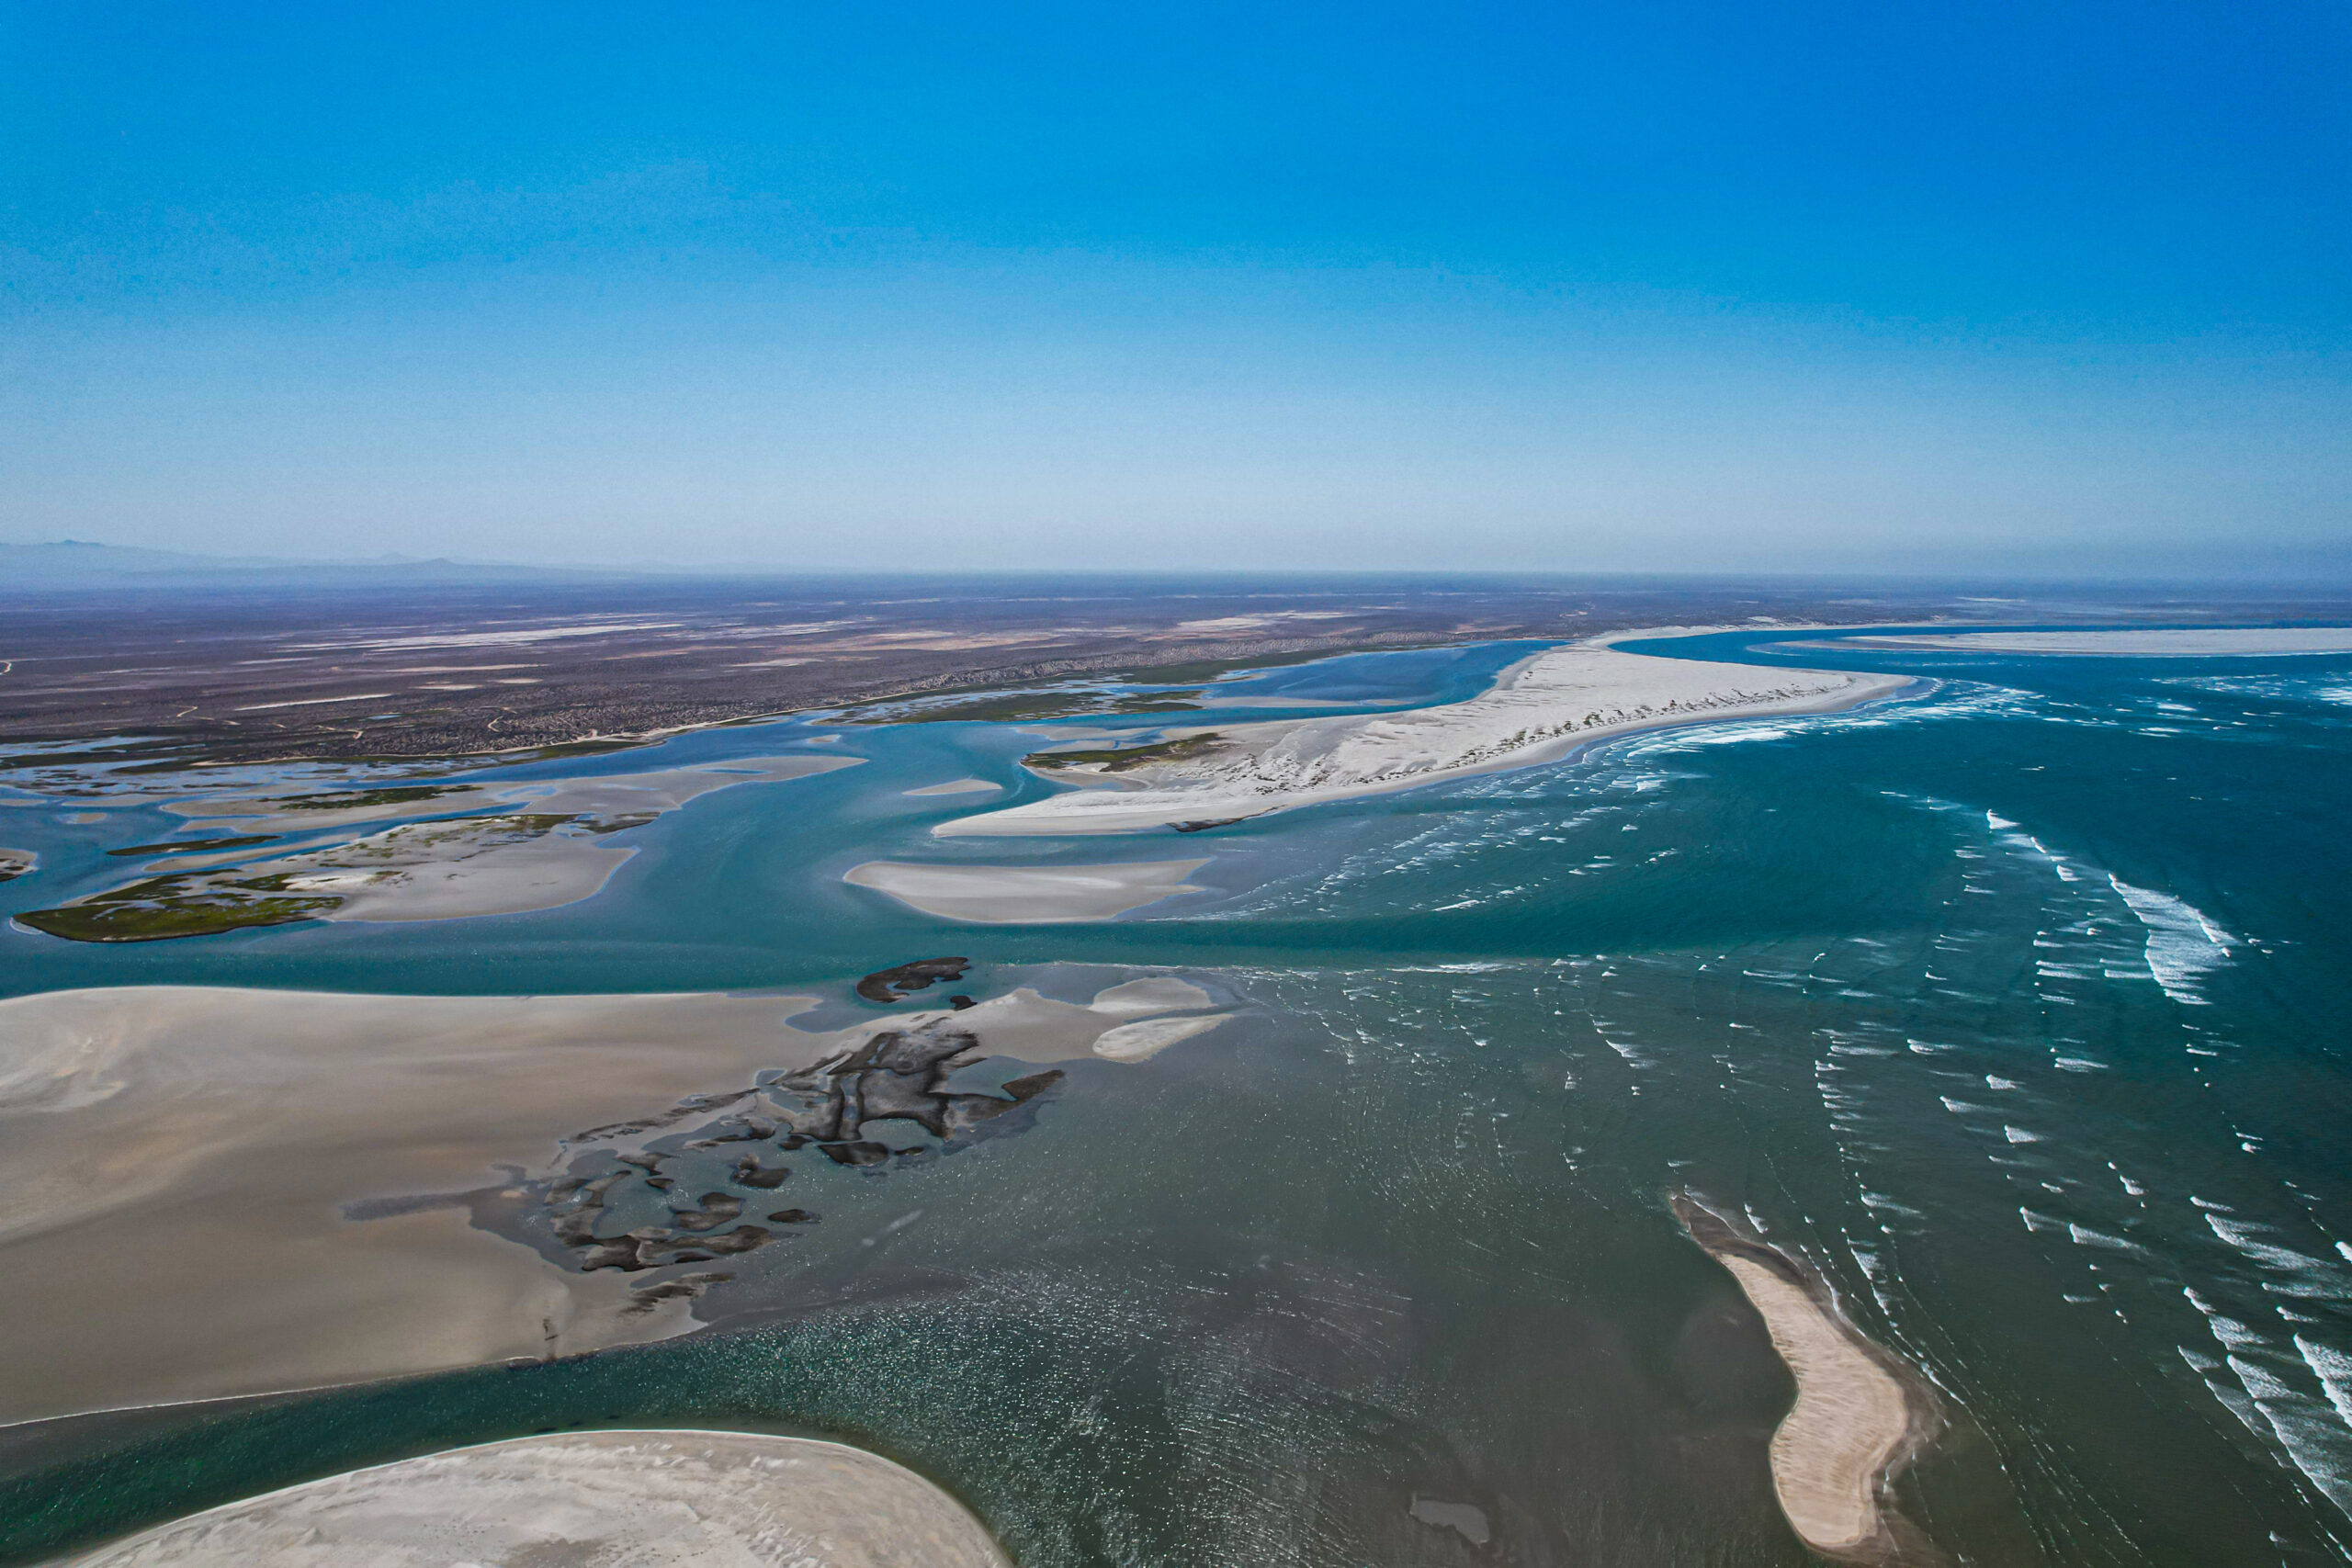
844, 857, 1210, 921
934, 642, 1906, 836
62, 1429, 1009, 1568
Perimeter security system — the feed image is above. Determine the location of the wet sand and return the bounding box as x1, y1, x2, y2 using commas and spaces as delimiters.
0, 975, 1228, 1426
904, 777, 1002, 795
934, 642, 1908, 836
62, 1428, 1011, 1567
844, 857, 1211, 921
1676, 1198, 1938, 1563
0, 987, 831, 1425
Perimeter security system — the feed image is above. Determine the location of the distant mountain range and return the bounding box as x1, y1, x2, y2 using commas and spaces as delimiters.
0, 539, 608, 589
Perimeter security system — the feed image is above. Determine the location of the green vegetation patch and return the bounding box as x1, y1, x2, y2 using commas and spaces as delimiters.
1023, 732, 1225, 773
266, 784, 465, 811
107, 834, 280, 857
17, 873, 340, 943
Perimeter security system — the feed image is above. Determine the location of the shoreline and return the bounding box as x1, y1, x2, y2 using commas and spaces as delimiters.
1673, 1195, 1942, 1565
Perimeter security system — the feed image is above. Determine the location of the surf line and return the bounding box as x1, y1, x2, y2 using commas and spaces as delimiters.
1672, 1193, 1946, 1565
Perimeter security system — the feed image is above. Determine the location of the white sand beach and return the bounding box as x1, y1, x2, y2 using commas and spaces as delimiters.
1822, 626, 2352, 657
844, 857, 1211, 921
63, 1429, 1010, 1568
933, 642, 1906, 836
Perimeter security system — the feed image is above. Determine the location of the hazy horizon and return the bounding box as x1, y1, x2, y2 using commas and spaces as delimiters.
7, 2, 2348, 576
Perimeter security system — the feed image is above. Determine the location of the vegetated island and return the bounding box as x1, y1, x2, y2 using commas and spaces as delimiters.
935, 641, 1912, 837
59, 1429, 1011, 1568
15, 754, 859, 942
1673, 1195, 1943, 1565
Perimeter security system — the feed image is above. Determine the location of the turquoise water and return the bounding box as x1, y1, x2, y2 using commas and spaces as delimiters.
4, 628, 2352, 1563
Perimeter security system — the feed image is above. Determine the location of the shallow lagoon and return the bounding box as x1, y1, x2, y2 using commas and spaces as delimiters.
4, 629, 2351, 1564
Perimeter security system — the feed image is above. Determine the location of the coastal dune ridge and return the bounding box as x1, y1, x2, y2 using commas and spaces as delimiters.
933, 641, 1910, 836
1673, 1194, 1943, 1565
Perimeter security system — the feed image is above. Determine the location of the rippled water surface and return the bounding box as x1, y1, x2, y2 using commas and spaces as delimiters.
3, 628, 2350, 1564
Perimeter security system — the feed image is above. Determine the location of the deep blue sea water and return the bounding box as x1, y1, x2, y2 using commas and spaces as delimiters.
2, 627, 2350, 1564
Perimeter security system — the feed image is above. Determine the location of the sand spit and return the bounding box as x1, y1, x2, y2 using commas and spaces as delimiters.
62, 1428, 1010, 1568
845, 857, 1211, 921
904, 777, 1003, 795
934, 642, 1908, 836
0, 987, 829, 1425
1816, 626, 2352, 658
1674, 1197, 1942, 1564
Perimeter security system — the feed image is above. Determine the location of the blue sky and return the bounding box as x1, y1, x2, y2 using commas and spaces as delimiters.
5, 1, 2347, 573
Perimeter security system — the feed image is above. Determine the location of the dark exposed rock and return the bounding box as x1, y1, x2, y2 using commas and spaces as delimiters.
854, 957, 970, 1004
730, 1156, 792, 1190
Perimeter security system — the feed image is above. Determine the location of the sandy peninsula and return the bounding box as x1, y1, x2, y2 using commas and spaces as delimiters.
1674, 1197, 1939, 1563
1815, 626, 2352, 657
0, 974, 1227, 1426
933, 642, 1908, 836
844, 857, 1210, 921
63, 1428, 1010, 1568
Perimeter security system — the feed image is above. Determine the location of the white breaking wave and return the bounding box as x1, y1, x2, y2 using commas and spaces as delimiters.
2107, 874, 2234, 1004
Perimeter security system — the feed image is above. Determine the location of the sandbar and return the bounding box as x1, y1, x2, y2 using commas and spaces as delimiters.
844, 857, 1211, 921
0, 846, 33, 882
1812, 627, 2352, 658
1675, 1197, 1936, 1562
904, 777, 1003, 795
933, 642, 1907, 836
62, 1428, 1009, 1568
